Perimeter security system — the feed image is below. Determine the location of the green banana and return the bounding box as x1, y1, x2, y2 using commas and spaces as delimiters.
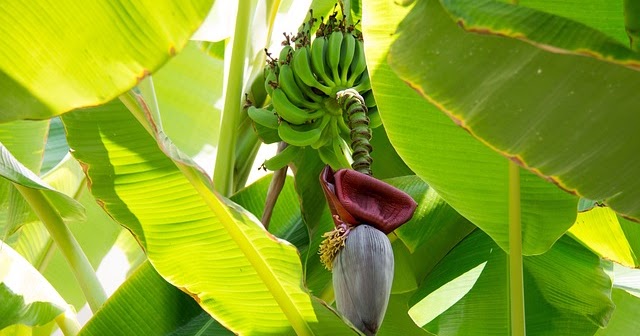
332, 137, 352, 169
337, 114, 351, 138
263, 144, 301, 171
293, 70, 324, 103
278, 64, 320, 109
339, 33, 356, 85
326, 31, 343, 83
279, 45, 294, 65
353, 70, 371, 92
272, 88, 324, 125
363, 90, 376, 108
318, 143, 351, 170
312, 115, 338, 149
278, 114, 330, 147
264, 66, 278, 96
368, 106, 382, 128
347, 39, 367, 86
248, 106, 279, 129
310, 36, 335, 87
292, 47, 332, 95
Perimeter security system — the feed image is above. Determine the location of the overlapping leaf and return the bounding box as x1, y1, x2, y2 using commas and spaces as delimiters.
387, 0, 640, 221
569, 206, 639, 267
361, 0, 578, 255
61, 98, 356, 334
0, 0, 214, 122
408, 231, 614, 335
141, 42, 224, 176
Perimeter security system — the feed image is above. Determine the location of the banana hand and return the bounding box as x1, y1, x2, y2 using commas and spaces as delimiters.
278, 114, 330, 147
272, 88, 324, 125
292, 47, 332, 95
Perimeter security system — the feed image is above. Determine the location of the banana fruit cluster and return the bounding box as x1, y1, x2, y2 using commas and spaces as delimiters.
248, 8, 380, 171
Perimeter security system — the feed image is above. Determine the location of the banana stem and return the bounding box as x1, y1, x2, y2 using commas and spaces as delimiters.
213, 0, 251, 196
261, 142, 288, 229
13, 184, 107, 313
336, 89, 372, 175
508, 160, 525, 336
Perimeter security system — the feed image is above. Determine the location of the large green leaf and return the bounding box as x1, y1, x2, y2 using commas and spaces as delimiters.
387, 0, 640, 221
378, 293, 434, 336
231, 174, 309, 250
361, 0, 577, 255
62, 99, 356, 334
0, 0, 214, 123
408, 231, 614, 335
80, 261, 230, 336
595, 288, 640, 335
0, 241, 78, 331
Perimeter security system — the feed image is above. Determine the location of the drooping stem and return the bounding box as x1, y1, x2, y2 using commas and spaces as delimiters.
261, 142, 288, 229
336, 88, 372, 175
13, 184, 107, 313
213, 0, 251, 196
508, 160, 525, 336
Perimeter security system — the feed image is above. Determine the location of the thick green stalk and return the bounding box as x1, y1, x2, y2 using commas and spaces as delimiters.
508, 161, 525, 336
213, 0, 252, 196
13, 184, 107, 313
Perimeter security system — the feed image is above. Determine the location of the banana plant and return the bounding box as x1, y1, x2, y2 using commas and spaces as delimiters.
1, 0, 640, 335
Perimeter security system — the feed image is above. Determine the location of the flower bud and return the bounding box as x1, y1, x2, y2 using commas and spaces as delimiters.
332, 224, 394, 335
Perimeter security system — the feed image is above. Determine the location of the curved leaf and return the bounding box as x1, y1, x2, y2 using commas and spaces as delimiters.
362, 0, 577, 254
62, 99, 356, 334
408, 231, 614, 335
0, 0, 214, 122
387, 0, 640, 220
0, 144, 85, 222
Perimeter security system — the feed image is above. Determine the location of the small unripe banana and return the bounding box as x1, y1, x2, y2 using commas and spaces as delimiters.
333, 224, 394, 336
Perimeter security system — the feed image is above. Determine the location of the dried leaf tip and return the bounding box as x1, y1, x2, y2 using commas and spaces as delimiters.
319, 219, 351, 270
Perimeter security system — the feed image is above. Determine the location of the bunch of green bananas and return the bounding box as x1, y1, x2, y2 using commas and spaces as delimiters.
248, 8, 380, 171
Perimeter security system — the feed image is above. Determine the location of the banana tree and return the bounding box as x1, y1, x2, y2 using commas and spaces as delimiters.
1, 0, 640, 335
